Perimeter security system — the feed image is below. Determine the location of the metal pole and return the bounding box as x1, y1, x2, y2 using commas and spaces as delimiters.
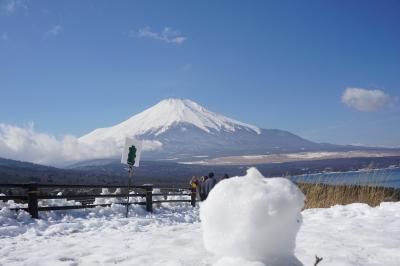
145, 185, 153, 212
126, 165, 133, 218
27, 183, 39, 219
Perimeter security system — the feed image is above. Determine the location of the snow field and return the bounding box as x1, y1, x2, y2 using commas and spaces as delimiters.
2, 201, 400, 265
296, 202, 400, 266
0, 205, 206, 266
1, 168, 400, 266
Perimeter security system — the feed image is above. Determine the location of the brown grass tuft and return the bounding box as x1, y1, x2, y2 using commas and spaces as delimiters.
298, 182, 400, 209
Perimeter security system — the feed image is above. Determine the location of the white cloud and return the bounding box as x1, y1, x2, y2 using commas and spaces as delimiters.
1, 0, 27, 15
134, 26, 187, 45
46, 25, 63, 36
1, 33, 8, 41
0, 123, 162, 166
341, 88, 393, 112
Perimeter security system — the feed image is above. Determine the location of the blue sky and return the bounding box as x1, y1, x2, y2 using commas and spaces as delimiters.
1, 0, 399, 146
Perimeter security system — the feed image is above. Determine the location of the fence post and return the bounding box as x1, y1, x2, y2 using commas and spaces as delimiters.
191, 187, 196, 207
27, 183, 39, 219
144, 185, 153, 212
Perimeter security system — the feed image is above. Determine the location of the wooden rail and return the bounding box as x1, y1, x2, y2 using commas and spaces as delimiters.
0, 183, 197, 219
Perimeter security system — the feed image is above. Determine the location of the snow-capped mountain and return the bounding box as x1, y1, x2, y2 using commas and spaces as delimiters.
80, 99, 260, 144
79, 98, 355, 160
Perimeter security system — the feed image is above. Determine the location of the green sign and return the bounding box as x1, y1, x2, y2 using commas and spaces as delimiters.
127, 145, 137, 166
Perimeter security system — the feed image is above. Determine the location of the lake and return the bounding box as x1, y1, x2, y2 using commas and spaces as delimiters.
291, 167, 400, 188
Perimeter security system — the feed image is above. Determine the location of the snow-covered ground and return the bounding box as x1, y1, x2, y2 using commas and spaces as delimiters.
1, 169, 400, 265
1, 200, 400, 265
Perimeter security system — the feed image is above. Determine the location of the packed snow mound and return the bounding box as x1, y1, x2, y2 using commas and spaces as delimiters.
79, 98, 261, 145
200, 167, 305, 266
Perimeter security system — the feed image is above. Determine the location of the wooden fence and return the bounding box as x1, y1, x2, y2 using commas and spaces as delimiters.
0, 183, 196, 218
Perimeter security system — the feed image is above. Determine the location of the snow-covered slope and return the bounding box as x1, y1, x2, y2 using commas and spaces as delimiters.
80, 98, 260, 145
79, 98, 334, 160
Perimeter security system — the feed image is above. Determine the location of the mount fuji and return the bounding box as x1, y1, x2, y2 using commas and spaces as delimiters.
79, 98, 358, 161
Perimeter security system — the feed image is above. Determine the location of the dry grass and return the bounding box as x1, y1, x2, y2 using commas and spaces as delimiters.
298, 182, 399, 209
293, 168, 400, 209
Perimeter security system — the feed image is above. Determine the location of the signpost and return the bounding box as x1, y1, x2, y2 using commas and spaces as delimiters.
121, 138, 142, 218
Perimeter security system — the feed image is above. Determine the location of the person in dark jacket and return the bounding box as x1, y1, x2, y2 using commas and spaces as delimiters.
220, 174, 229, 181
201, 172, 217, 200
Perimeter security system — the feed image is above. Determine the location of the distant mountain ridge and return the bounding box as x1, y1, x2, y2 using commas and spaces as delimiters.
2, 156, 400, 187
79, 98, 391, 161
